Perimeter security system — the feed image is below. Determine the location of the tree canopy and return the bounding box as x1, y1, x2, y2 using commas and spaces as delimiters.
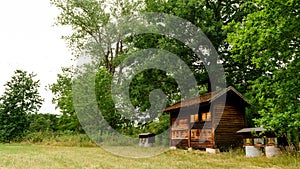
225, 0, 300, 138
0, 70, 43, 142
49, 67, 83, 132
49, 0, 299, 144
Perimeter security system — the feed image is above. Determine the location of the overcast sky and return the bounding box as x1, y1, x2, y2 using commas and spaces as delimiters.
0, 1, 74, 114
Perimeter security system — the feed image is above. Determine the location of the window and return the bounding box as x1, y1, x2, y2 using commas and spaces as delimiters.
201, 112, 211, 121
190, 114, 199, 123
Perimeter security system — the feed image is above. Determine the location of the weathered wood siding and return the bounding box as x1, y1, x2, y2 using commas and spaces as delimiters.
170, 107, 214, 148
169, 89, 247, 149
170, 110, 190, 148
190, 112, 214, 148
170, 102, 246, 149
213, 101, 245, 149
171, 139, 189, 148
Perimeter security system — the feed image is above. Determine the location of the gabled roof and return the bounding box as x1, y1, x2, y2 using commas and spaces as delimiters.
163, 86, 248, 112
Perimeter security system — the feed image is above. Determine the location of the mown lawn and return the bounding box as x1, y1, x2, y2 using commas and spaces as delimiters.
0, 144, 299, 169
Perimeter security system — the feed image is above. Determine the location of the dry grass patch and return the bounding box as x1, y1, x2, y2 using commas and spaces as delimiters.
0, 144, 299, 169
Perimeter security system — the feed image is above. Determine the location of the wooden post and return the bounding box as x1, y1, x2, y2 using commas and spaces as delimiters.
170, 113, 173, 147
188, 112, 191, 148
188, 129, 191, 148
211, 104, 215, 148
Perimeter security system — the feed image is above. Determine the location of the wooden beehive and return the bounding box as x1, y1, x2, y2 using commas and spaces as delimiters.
139, 133, 155, 147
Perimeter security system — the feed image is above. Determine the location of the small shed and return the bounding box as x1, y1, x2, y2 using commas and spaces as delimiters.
139, 133, 155, 147
164, 86, 249, 150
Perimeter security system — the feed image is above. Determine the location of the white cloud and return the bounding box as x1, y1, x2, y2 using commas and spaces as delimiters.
0, 1, 74, 114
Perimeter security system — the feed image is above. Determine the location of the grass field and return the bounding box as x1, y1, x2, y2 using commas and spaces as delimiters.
0, 144, 299, 169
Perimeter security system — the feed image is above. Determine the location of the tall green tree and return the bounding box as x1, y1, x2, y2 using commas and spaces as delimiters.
51, 0, 256, 135
226, 0, 299, 140
51, 0, 142, 74
51, 0, 146, 134
142, 0, 256, 93
49, 67, 83, 132
0, 70, 43, 142
124, 0, 255, 133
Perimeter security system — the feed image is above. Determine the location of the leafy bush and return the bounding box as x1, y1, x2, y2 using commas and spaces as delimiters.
22, 131, 96, 147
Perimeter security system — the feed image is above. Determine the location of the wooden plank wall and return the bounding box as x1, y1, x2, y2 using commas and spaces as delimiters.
170, 110, 190, 148
214, 103, 245, 149
170, 107, 215, 148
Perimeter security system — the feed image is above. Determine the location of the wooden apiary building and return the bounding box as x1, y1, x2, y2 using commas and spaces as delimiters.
164, 86, 249, 150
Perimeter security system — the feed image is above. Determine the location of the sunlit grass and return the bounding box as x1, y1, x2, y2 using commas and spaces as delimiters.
0, 144, 299, 169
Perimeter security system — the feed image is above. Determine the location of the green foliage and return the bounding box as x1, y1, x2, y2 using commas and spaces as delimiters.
50, 0, 110, 55
94, 68, 116, 127
23, 130, 95, 147
143, 0, 253, 92
28, 113, 59, 132
50, 0, 299, 145
0, 70, 43, 142
50, 0, 146, 136
129, 69, 178, 120
49, 68, 83, 132
51, 0, 146, 135
147, 113, 170, 135
51, 0, 142, 72
120, 0, 253, 134
226, 0, 300, 139
50, 0, 253, 136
